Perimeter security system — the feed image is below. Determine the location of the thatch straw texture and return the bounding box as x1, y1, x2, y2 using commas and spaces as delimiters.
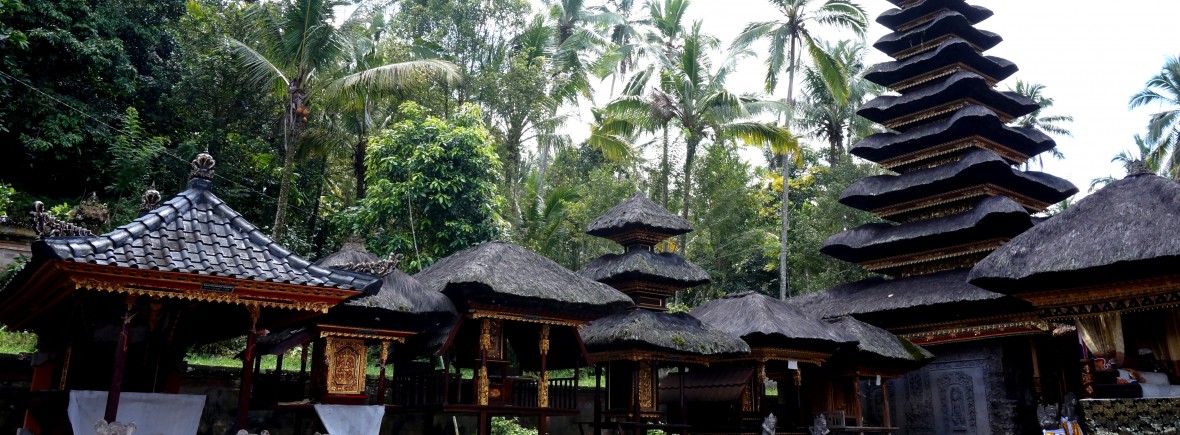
873, 12, 1001, 60
829, 316, 933, 364
581, 308, 750, 357
970, 174, 1180, 292
839, 148, 1077, 215
314, 245, 457, 331
858, 72, 1034, 129
415, 241, 633, 318
586, 193, 692, 238
877, 3, 992, 31
850, 105, 1051, 165
821, 196, 1032, 264
579, 249, 710, 288
691, 292, 853, 350
788, 269, 1006, 320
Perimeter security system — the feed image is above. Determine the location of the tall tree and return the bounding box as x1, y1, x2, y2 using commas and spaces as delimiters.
1089, 134, 1160, 191
731, 0, 867, 299
1010, 80, 1072, 168
796, 39, 876, 165
1129, 55, 1180, 177
227, 0, 457, 241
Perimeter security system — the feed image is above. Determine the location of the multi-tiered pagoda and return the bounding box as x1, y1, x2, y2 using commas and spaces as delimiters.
579, 193, 748, 433
793, 1, 1078, 434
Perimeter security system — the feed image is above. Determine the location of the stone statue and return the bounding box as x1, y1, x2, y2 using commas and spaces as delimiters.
760, 413, 777, 435
95, 420, 136, 435
950, 387, 967, 429
235, 431, 270, 435
810, 413, 829, 435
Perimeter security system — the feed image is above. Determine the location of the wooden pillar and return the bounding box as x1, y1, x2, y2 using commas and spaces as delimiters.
594, 364, 602, 429
632, 363, 641, 435
105, 297, 135, 423
854, 376, 863, 427
377, 341, 390, 405
275, 353, 284, 374
236, 306, 260, 430
479, 411, 489, 435
1030, 337, 1042, 401
478, 318, 490, 406
443, 350, 452, 405
679, 365, 686, 425
881, 379, 891, 428
300, 342, 309, 376
538, 324, 550, 434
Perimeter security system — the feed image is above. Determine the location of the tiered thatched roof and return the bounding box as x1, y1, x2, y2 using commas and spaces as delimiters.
580, 308, 750, 360
314, 244, 456, 331
579, 249, 710, 288
864, 40, 1016, 100
876, 2, 993, 31
828, 316, 933, 371
415, 241, 633, 319
691, 292, 852, 350
586, 192, 692, 239
873, 12, 1001, 59
970, 173, 1180, 292
858, 72, 1035, 129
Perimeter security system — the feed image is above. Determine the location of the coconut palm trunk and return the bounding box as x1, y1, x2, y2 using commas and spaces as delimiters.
779, 34, 798, 300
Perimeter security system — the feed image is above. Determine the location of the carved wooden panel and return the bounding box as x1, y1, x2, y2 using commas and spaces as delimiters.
325, 337, 367, 395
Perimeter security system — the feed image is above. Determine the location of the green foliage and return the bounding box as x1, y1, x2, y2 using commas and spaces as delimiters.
109, 107, 167, 198
0, 183, 15, 218
338, 102, 503, 271
490, 416, 537, 435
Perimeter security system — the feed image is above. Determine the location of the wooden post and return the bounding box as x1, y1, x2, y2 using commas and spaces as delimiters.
377, 341, 389, 405
275, 353, 284, 374
679, 365, 686, 425
1030, 337, 1042, 401
632, 363, 641, 435
539, 324, 550, 434
300, 342, 309, 376
854, 376, 863, 427
443, 350, 452, 405
594, 364, 602, 430
236, 306, 260, 430
478, 318, 490, 406
105, 298, 135, 423
881, 378, 891, 428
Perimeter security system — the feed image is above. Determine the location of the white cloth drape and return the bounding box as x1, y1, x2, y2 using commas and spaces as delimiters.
68, 390, 205, 435
314, 404, 385, 435
1076, 313, 1125, 366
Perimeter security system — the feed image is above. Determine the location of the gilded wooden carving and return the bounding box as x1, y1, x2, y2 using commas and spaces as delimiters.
639, 361, 654, 411
324, 337, 367, 395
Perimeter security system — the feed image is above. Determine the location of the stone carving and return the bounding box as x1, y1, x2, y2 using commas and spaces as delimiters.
809, 413, 829, 435
139, 188, 161, 212
760, 413, 776, 435
936, 371, 977, 434
190, 151, 216, 179
95, 420, 136, 435
31, 201, 94, 238
234, 431, 270, 435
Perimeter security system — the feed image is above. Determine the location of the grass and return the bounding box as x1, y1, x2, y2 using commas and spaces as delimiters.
0, 327, 35, 354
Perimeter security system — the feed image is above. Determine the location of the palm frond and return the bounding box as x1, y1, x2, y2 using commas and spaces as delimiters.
225, 37, 290, 88
328, 59, 461, 95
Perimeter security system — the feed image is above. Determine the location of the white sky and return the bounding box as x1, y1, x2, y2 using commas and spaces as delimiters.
542, 0, 1180, 197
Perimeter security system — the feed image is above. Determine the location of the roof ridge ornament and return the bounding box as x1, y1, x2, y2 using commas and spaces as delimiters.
140, 185, 161, 213
190, 150, 216, 180
1125, 159, 1152, 177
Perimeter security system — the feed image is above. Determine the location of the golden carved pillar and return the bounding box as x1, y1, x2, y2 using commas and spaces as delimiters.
377, 341, 390, 404
539, 324, 550, 408
478, 318, 491, 406
639, 361, 654, 413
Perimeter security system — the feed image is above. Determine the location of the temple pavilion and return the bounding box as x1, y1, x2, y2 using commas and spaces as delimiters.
578, 193, 750, 434
791, 0, 1079, 433
0, 152, 378, 434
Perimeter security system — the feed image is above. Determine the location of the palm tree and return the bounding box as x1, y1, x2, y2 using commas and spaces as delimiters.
227, 0, 458, 240
592, 22, 798, 254
1090, 134, 1163, 191
1129, 55, 1180, 176
1009, 80, 1073, 169
796, 39, 876, 165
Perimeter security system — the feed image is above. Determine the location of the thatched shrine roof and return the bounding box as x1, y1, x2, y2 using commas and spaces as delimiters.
691, 292, 853, 350
970, 173, 1180, 293
29, 169, 373, 292
315, 240, 380, 268
850, 105, 1053, 169
838, 149, 1077, 219
659, 367, 754, 403
821, 196, 1032, 266
581, 308, 750, 360
579, 248, 710, 288
414, 241, 633, 319
313, 244, 456, 330
864, 39, 1017, 92
874, 11, 1001, 60
877, 1, 993, 32
858, 72, 1037, 130
787, 270, 1016, 327
586, 192, 692, 240
828, 316, 933, 369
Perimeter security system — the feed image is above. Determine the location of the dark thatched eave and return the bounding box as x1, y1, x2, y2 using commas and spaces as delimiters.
581, 308, 750, 359
658, 367, 754, 403
873, 11, 1002, 59
30, 177, 375, 292
850, 105, 1053, 166
586, 192, 692, 239
865, 39, 1017, 92
838, 149, 1078, 218
579, 249, 710, 288
828, 316, 933, 371
691, 292, 854, 352
970, 173, 1180, 293
858, 72, 1038, 130
786, 269, 1027, 328
323, 269, 458, 332
314, 241, 380, 269
877, 1, 993, 32
414, 241, 634, 320
821, 196, 1032, 265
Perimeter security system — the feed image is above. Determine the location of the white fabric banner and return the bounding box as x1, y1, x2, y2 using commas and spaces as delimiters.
68, 390, 205, 435
314, 404, 385, 435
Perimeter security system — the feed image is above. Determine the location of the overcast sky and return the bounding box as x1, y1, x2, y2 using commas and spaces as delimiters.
539, 0, 1180, 197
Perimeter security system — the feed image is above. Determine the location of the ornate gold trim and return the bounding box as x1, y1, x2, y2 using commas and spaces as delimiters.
318, 324, 410, 342
638, 361, 654, 411
469, 309, 583, 327
73, 278, 333, 313
324, 337, 367, 395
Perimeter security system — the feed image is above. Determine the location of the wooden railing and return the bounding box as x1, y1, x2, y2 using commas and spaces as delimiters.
548, 377, 578, 409
391, 371, 452, 407
388, 372, 579, 409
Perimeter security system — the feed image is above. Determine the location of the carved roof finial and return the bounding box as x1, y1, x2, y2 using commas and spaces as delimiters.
140, 186, 161, 212
190, 151, 216, 180
1125, 159, 1152, 177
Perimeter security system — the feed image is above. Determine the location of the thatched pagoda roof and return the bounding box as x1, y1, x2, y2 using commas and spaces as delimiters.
579, 248, 710, 288
970, 173, 1180, 293
877, 1, 993, 32
858, 72, 1037, 130
586, 192, 692, 240
850, 105, 1053, 169
821, 196, 1032, 266
581, 308, 750, 360
312, 244, 458, 331
838, 149, 1077, 218
30, 172, 373, 292
787, 269, 1017, 327
691, 292, 853, 351
315, 240, 380, 268
828, 316, 933, 368
874, 11, 1001, 59
864, 39, 1017, 92
414, 241, 633, 319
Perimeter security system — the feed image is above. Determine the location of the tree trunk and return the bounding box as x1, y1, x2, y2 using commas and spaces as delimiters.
272, 114, 296, 242
780, 33, 799, 300
679, 134, 700, 255
354, 138, 368, 200
661, 126, 670, 209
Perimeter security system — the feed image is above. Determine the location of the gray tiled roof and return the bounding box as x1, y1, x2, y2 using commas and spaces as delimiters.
40, 177, 372, 291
